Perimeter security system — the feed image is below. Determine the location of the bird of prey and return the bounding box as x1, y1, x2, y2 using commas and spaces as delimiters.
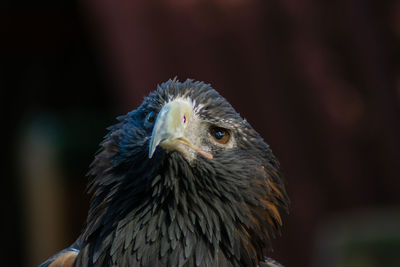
39, 79, 289, 267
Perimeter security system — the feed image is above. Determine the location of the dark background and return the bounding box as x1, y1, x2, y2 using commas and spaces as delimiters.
2, 0, 400, 266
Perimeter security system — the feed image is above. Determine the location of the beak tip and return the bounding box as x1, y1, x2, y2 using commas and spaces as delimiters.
149, 143, 156, 158
149, 149, 155, 158
149, 136, 160, 159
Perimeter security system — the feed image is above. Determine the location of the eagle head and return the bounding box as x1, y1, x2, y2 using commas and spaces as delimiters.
76, 78, 289, 267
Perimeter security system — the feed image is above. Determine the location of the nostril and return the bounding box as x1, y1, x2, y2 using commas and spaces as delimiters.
183, 115, 186, 124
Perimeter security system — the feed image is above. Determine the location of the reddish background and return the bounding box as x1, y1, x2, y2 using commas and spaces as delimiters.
2, 0, 400, 266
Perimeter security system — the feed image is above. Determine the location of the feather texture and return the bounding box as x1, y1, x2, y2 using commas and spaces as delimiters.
39, 79, 289, 267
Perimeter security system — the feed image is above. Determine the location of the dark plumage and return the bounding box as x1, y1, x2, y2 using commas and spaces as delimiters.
39, 79, 289, 267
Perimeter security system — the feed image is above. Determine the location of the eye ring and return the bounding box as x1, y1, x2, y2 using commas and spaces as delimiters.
209, 126, 231, 144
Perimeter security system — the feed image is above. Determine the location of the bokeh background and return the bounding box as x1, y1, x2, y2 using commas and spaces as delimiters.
2, 0, 400, 266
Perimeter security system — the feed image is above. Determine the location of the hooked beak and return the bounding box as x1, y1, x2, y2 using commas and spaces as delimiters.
148, 100, 213, 159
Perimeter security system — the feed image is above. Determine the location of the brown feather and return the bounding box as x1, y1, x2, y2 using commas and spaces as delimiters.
48, 252, 78, 267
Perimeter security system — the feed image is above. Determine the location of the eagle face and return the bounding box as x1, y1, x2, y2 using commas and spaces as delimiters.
146, 85, 249, 163
127, 79, 247, 163
74, 79, 289, 267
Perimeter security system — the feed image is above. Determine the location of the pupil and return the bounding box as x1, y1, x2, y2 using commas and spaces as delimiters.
215, 131, 225, 139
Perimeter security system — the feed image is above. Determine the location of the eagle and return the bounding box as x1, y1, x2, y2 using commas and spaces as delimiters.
39, 79, 289, 267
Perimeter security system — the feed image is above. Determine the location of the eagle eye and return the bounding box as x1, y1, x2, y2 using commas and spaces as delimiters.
146, 111, 156, 123
209, 126, 231, 144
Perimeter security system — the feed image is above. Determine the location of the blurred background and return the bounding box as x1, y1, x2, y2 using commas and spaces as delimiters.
2, 0, 400, 266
